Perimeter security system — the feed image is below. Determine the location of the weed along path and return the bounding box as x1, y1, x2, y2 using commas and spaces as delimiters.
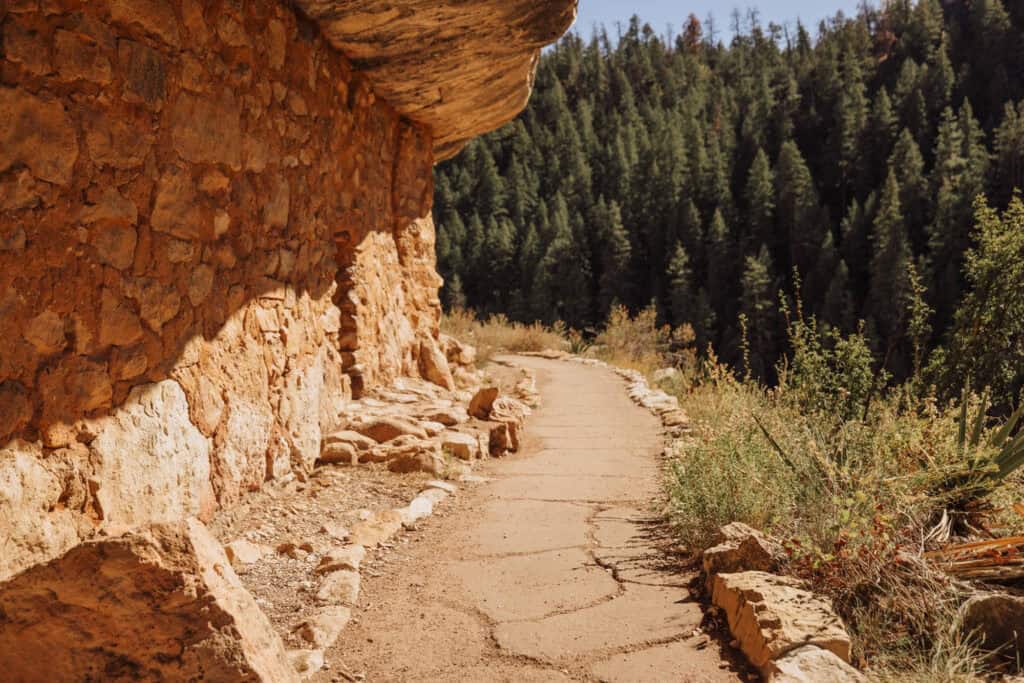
320, 356, 744, 682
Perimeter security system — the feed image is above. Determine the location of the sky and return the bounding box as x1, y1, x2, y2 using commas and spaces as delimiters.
571, 0, 863, 41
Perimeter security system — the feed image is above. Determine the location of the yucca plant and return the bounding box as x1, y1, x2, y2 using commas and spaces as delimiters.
989, 400, 1024, 480
953, 385, 1024, 481
927, 388, 1024, 514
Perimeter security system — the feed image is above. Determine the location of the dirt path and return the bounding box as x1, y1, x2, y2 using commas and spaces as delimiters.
318, 356, 745, 682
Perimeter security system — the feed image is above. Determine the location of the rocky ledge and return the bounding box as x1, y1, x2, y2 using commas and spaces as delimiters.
292, 0, 579, 160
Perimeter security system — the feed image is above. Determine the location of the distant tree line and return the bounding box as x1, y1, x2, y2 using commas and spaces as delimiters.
433, 0, 1024, 404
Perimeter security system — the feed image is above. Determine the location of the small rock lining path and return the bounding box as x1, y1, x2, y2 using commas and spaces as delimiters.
318, 356, 745, 681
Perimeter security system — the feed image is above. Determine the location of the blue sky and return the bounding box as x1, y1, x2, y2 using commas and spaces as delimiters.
572, 0, 863, 41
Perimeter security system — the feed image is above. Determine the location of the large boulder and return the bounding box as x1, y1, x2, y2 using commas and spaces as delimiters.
0, 518, 298, 682
711, 571, 851, 673
961, 592, 1024, 661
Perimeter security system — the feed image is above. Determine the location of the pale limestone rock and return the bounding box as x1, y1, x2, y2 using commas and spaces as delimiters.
279, 356, 326, 472
316, 569, 361, 606
225, 539, 268, 567
441, 333, 476, 367
418, 334, 455, 390
215, 393, 273, 505
765, 645, 866, 682
421, 420, 446, 437
324, 430, 378, 452
316, 545, 366, 574
425, 480, 458, 494
712, 571, 851, 672
88, 380, 214, 530
288, 649, 325, 678
421, 405, 470, 426
387, 442, 445, 475
417, 487, 449, 505
320, 522, 350, 542
295, 606, 352, 649
349, 510, 404, 547
320, 439, 357, 465
355, 416, 428, 443
442, 431, 480, 460
0, 442, 84, 582
0, 519, 299, 682
400, 495, 434, 525
703, 522, 784, 588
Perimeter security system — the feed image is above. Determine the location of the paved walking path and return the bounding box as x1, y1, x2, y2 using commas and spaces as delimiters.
320, 356, 743, 682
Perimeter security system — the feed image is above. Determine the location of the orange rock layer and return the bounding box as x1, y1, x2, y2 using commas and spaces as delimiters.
0, 0, 450, 581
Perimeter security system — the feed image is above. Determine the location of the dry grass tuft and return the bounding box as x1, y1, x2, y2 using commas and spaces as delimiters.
440, 309, 566, 366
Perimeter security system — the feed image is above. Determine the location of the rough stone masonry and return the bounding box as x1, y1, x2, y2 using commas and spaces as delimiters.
0, 0, 574, 678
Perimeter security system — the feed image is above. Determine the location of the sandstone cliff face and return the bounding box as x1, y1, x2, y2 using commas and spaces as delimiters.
0, 0, 442, 581
0, 0, 574, 592
293, 0, 579, 160
1, 0, 574, 676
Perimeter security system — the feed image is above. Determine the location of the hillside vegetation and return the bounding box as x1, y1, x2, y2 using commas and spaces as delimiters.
434, 0, 1024, 409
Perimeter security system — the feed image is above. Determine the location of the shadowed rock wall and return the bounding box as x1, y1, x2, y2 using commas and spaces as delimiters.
0, 0, 440, 581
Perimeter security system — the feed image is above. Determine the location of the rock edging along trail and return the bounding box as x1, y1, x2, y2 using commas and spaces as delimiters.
319, 355, 745, 682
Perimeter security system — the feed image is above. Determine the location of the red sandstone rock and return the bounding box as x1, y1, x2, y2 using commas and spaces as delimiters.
469, 386, 500, 419
0, 87, 78, 185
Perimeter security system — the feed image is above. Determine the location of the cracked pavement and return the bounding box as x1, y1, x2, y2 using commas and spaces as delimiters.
320, 356, 745, 681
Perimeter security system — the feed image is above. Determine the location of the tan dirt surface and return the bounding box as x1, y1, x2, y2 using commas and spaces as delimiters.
317, 356, 747, 682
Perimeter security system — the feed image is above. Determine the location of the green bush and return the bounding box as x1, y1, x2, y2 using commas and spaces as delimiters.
665, 316, 1017, 676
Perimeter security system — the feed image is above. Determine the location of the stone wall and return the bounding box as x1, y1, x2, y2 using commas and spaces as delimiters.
0, 0, 441, 581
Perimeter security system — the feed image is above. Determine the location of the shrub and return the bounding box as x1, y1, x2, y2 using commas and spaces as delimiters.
665, 316, 1017, 676
779, 306, 882, 422
440, 309, 566, 365
592, 304, 697, 378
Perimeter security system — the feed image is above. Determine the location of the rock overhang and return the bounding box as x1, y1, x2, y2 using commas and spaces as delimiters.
290, 0, 579, 161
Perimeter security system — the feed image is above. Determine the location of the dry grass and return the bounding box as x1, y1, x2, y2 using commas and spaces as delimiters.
660, 307, 1024, 679
440, 309, 565, 366
667, 369, 996, 678
591, 305, 697, 379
